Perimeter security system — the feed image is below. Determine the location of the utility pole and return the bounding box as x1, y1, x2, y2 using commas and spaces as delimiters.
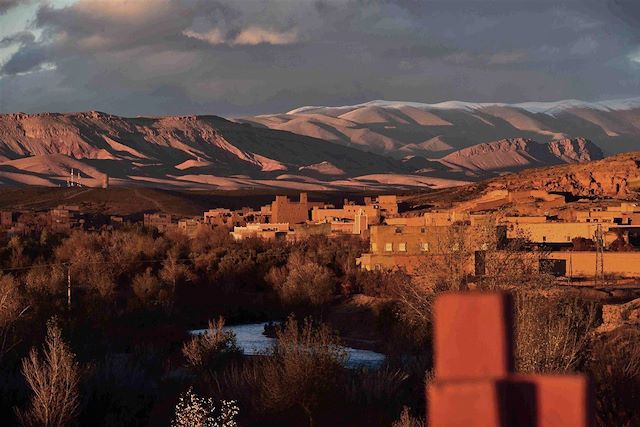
67, 263, 72, 311
594, 224, 604, 285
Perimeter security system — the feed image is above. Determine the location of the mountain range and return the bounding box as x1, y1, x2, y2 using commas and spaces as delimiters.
0, 97, 637, 191
239, 98, 640, 157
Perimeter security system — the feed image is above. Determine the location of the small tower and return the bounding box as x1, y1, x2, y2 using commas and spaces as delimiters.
354, 209, 368, 235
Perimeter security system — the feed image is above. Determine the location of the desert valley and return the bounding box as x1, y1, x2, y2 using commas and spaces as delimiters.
4, 97, 635, 191
2, 1, 640, 426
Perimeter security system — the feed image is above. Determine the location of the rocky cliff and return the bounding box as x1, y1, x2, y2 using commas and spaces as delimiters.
439, 137, 603, 173
488, 151, 640, 198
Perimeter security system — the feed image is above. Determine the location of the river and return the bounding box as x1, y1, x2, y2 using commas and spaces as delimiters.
191, 322, 386, 369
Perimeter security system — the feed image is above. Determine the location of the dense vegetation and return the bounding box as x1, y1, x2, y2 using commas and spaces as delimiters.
0, 225, 638, 426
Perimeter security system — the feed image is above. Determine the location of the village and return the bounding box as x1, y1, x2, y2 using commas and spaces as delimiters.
3, 189, 640, 284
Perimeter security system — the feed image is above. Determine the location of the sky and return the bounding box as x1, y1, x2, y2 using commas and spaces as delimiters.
1, 0, 640, 116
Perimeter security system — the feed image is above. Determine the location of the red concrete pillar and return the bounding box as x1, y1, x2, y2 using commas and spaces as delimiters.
427, 292, 592, 427
433, 292, 513, 380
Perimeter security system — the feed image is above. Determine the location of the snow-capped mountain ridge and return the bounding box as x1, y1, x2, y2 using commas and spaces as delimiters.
287, 97, 640, 116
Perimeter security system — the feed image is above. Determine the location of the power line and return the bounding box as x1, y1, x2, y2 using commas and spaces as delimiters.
1, 257, 197, 310
0, 257, 195, 273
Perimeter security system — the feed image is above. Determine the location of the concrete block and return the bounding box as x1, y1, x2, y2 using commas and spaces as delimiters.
434, 292, 513, 380
428, 379, 506, 427
513, 374, 592, 427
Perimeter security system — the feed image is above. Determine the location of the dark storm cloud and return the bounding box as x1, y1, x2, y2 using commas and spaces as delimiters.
0, 0, 29, 14
0, 30, 35, 47
1, 0, 640, 115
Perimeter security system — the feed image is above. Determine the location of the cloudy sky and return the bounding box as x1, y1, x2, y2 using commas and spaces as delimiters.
1, 0, 640, 116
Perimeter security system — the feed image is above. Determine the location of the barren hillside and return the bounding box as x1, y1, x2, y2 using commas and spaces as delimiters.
240, 98, 640, 157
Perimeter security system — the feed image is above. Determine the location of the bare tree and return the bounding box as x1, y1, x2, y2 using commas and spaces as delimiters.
0, 273, 28, 364
394, 224, 473, 344
275, 252, 336, 308
17, 318, 80, 427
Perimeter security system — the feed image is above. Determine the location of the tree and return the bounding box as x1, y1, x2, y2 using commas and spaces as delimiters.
159, 249, 190, 306
277, 253, 335, 308
17, 318, 80, 427
132, 268, 166, 307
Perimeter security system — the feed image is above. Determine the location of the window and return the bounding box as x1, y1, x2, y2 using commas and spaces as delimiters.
399, 242, 407, 252
385, 243, 393, 252
371, 243, 378, 252
421, 242, 429, 252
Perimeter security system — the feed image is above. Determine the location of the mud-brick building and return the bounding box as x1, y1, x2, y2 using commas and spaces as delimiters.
270, 193, 325, 224
542, 251, 640, 278
357, 223, 498, 271
203, 208, 246, 227
143, 213, 173, 231
502, 217, 640, 248
231, 223, 290, 240
50, 205, 82, 232
575, 203, 640, 225
312, 202, 381, 224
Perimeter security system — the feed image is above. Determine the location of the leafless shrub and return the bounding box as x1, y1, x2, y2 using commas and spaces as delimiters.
209, 360, 263, 417
344, 366, 408, 407
260, 316, 347, 427
514, 292, 598, 373
182, 318, 241, 374
0, 273, 28, 364
588, 327, 640, 427
17, 318, 79, 427
392, 406, 424, 427
24, 265, 66, 296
